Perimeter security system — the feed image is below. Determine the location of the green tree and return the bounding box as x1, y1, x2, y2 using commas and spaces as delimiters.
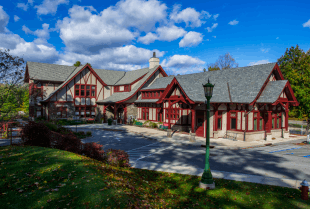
0, 48, 26, 121
203, 68, 207, 72
277, 45, 310, 135
73, 61, 81, 67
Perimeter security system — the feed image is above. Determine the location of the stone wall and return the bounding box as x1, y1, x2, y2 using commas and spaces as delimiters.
126, 103, 138, 120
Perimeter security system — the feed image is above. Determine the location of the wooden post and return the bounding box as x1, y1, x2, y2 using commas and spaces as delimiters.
267, 110, 272, 133
124, 105, 127, 124
191, 108, 196, 133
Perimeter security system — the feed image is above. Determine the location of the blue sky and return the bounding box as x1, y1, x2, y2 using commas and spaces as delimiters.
0, 0, 310, 76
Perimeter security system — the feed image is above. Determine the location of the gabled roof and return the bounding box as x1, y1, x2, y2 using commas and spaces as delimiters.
96, 65, 160, 103
256, 80, 288, 103
114, 67, 150, 85
26, 61, 76, 82
141, 76, 175, 90
92, 68, 125, 85
175, 62, 277, 103
41, 64, 87, 102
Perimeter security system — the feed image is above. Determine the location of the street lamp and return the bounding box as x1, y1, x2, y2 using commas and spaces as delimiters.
200, 78, 215, 190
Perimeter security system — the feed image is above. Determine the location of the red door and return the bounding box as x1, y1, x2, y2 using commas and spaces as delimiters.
196, 111, 205, 137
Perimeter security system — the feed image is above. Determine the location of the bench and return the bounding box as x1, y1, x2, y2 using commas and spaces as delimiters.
135, 122, 143, 126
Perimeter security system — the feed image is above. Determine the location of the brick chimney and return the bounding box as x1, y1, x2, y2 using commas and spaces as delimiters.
149, 52, 160, 69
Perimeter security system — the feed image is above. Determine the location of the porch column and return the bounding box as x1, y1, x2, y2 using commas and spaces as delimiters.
285, 107, 289, 131
124, 104, 127, 124
114, 104, 117, 120
103, 105, 106, 121
191, 108, 196, 133
267, 110, 272, 133
168, 101, 171, 129
227, 104, 230, 130
214, 106, 218, 131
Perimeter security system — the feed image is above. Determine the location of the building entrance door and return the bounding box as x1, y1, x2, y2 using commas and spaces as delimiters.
117, 107, 124, 124
196, 111, 205, 137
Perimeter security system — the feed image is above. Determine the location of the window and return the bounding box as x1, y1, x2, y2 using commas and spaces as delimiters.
217, 111, 222, 130
81, 89, 85, 96
150, 92, 152, 98
254, 119, 257, 131
81, 85, 84, 89
56, 107, 67, 118
277, 113, 281, 128
91, 90, 95, 97
230, 112, 236, 129
260, 119, 263, 130
155, 92, 157, 97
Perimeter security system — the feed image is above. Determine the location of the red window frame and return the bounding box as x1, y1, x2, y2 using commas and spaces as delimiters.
75, 106, 96, 118
230, 111, 237, 130
217, 111, 222, 130
56, 107, 67, 118
75, 85, 96, 98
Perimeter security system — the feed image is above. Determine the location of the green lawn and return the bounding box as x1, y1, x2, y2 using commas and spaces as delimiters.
1, 145, 309, 209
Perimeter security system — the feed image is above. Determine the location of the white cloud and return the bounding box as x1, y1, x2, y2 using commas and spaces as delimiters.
170, 4, 211, 27
35, 0, 69, 16
137, 25, 186, 44
248, 60, 270, 66
22, 25, 32, 34
0, 33, 59, 63
302, 19, 310, 28
0, 6, 9, 33
101, 0, 167, 32
156, 25, 187, 41
276, 37, 279, 39
206, 23, 218, 32
261, 48, 270, 53
14, 15, 20, 22
212, 36, 216, 38
137, 32, 158, 44
206, 39, 209, 41
17, 3, 28, 11
213, 14, 219, 21
179, 31, 203, 47
55, 45, 166, 71
228, 20, 239, 25
161, 54, 205, 68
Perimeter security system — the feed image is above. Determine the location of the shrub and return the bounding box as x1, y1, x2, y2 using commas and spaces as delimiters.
143, 120, 151, 127
151, 122, 158, 128
108, 118, 113, 123
86, 131, 92, 136
35, 116, 47, 122
43, 122, 58, 132
82, 142, 106, 162
20, 121, 51, 148
50, 130, 83, 155
78, 131, 85, 135
105, 149, 131, 168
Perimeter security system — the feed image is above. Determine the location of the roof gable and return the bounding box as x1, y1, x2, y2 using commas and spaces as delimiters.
27, 61, 76, 82
114, 67, 150, 85
41, 64, 107, 102
175, 62, 277, 103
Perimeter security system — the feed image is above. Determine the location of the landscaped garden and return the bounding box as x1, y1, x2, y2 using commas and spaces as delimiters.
0, 120, 309, 208
1, 145, 309, 209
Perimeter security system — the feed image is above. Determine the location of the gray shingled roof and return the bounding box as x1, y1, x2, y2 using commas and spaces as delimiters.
176, 62, 277, 103
27, 61, 76, 82
41, 64, 87, 102
256, 80, 287, 103
115, 67, 150, 85
96, 65, 159, 103
141, 76, 175, 90
92, 68, 125, 85
134, 99, 159, 103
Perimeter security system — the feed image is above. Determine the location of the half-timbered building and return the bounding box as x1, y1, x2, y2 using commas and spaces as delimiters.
24, 52, 298, 141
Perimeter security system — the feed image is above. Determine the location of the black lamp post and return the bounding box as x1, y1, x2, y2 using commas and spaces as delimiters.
200, 78, 215, 190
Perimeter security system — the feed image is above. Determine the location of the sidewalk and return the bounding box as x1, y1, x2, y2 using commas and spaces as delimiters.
63, 123, 310, 191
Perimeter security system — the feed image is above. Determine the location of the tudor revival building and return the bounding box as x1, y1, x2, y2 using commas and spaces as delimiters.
24, 53, 298, 141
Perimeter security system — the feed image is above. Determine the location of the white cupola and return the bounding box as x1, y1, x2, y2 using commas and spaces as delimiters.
149, 52, 160, 69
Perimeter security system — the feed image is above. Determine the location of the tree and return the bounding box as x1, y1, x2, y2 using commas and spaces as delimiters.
206, 52, 239, 71
0, 48, 26, 121
277, 45, 310, 135
203, 68, 207, 72
73, 61, 81, 67
73, 61, 92, 68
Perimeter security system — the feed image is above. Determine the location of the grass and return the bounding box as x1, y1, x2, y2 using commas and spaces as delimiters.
1, 146, 310, 209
